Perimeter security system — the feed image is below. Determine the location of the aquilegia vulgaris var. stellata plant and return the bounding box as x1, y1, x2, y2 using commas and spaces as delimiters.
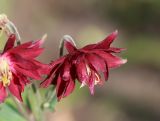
0, 14, 127, 121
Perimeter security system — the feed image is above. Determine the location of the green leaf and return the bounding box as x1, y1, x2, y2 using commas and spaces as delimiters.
0, 104, 26, 121
49, 95, 57, 111
27, 86, 44, 121
42, 86, 57, 111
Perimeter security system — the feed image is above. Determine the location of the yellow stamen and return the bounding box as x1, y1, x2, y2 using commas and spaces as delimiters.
0, 58, 12, 87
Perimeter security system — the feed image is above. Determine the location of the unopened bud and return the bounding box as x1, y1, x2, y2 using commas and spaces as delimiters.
0, 14, 9, 28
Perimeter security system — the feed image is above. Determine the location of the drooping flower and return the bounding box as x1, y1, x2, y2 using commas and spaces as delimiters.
41, 30, 127, 101
0, 34, 48, 102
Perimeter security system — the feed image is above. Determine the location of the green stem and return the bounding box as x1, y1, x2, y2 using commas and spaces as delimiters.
10, 94, 31, 121
59, 35, 76, 57
42, 88, 56, 109
6, 21, 21, 45
31, 82, 43, 109
31, 82, 44, 121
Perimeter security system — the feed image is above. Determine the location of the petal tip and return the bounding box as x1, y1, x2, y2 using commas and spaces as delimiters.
112, 30, 118, 37
41, 34, 47, 42
114, 30, 118, 34
10, 34, 16, 39
122, 59, 127, 64
80, 82, 85, 88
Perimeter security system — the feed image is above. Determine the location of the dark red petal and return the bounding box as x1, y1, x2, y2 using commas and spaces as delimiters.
86, 54, 106, 72
3, 34, 16, 52
41, 57, 66, 88
19, 40, 44, 58
81, 30, 118, 51
40, 65, 59, 88
8, 76, 23, 102
103, 68, 109, 81
50, 56, 66, 66
94, 30, 118, 49
56, 72, 75, 100
107, 47, 126, 53
6, 40, 44, 58
10, 53, 48, 80
17, 39, 43, 50
56, 75, 75, 101
5, 41, 32, 54
94, 50, 127, 68
82, 44, 96, 50
86, 53, 109, 81
14, 65, 41, 80
88, 70, 96, 95
10, 54, 39, 70
75, 56, 89, 84
64, 40, 77, 53
60, 60, 71, 81
32, 60, 50, 75
16, 48, 44, 59
63, 78, 75, 97
14, 72, 30, 86
30, 39, 44, 49
0, 83, 7, 103
56, 75, 63, 101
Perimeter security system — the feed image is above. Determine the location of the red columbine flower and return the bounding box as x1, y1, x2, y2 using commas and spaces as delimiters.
41, 30, 127, 101
0, 34, 48, 102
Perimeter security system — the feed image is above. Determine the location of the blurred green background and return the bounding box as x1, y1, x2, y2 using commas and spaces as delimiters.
0, 0, 160, 121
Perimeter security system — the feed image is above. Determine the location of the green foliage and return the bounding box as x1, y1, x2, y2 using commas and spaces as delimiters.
27, 86, 44, 121
0, 103, 26, 121
42, 86, 57, 111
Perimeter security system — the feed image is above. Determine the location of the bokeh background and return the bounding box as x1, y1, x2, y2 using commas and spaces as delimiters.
0, 0, 160, 121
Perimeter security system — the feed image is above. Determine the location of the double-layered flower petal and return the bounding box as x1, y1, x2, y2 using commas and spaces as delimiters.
0, 34, 48, 102
41, 31, 127, 101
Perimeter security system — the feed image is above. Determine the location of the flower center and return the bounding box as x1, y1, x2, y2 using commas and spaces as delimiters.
86, 64, 91, 76
94, 73, 100, 85
0, 58, 12, 87
86, 64, 100, 85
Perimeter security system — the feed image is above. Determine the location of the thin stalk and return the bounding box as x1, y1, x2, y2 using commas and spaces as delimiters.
42, 88, 56, 110
31, 82, 44, 121
59, 35, 76, 57
31, 82, 42, 106
10, 94, 31, 121
47, 88, 56, 103
6, 21, 21, 45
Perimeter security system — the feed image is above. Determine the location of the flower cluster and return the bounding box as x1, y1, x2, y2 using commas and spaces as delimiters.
0, 14, 126, 103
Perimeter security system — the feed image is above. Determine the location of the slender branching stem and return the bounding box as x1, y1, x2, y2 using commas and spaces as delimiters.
10, 94, 32, 121
6, 21, 21, 45
59, 35, 76, 57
